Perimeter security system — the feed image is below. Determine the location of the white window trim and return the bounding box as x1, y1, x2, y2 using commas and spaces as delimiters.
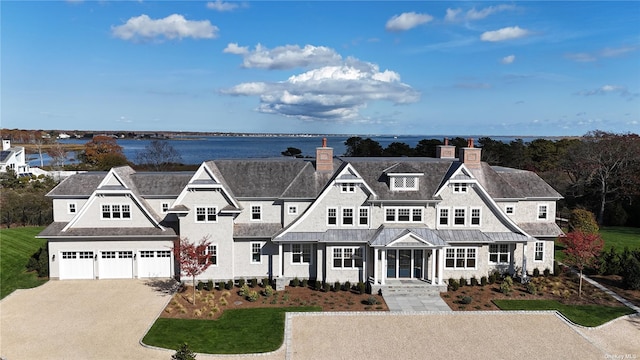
438, 207, 450, 227
331, 246, 364, 269
340, 182, 356, 193
207, 244, 218, 266
453, 207, 466, 227
534, 241, 544, 262
287, 205, 298, 215
445, 247, 477, 269
470, 207, 481, 227
537, 204, 549, 221
250, 242, 262, 264
384, 206, 424, 223
327, 207, 338, 226
290, 243, 312, 265
161, 202, 170, 213
101, 204, 132, 220
452, 182, 469, 193
195, 206, 217, 223
250, 204, 262, 221
341, 207, 355, 226
390, 175, 419, 191
68, 202, 77, 214
358, 207, 369, 226
489, 244, 511, 265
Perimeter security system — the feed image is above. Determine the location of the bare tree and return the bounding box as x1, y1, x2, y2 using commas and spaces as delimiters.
135, 140, 182, 171
47, 142, 68, 169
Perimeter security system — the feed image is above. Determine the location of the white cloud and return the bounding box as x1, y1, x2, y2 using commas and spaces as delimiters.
564, 52, 596, 62
566, 45, 638, 62
222, 58, 419, 121
480, 26, 530, 42
224, 44, 342, 70
444, 8, 461, 22
206, 0, 238, 12
501, 55, 515, 64
466, 4, 516, 20
575, 85, 637, 99
385, 12, 433, 32
111, 14, 218, 41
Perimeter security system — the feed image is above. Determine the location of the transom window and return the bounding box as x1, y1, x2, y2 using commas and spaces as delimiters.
445, 248, 476, 269
291, 244, 311, 264
251, 242, 262, 263
251, 205, 262, 221
390, 176, 418, 191
453, 183, 468, 193
196, 206, 217, 223
385, 207, 423, 223
101, 204, 131, 219
207, 245, 217, 265
359, 207, 369, 225
333, 247, 363, 268
327, 207, 337, 225
538, 205, 548, 220
489, 244, 510, 264
535, 242, 544, 261
341, 182, 356, 193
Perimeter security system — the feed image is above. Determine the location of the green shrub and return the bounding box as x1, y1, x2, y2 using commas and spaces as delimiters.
366, 296, 378, 305
460, 296, 473, 304
26, 244, 49, 278
225, 280, 233, 290
239, 283, 250, 297
459, 277, 466, 287
622, 256, 640, 290
599, 247, 622, 276
553, 261, 561, 276
207, 280, 214, 291
500, 276, 513, 295
302, 279, 308, 288
218, 281, 226, 291
357, 281, 366, 294
543, 268, 551, 277
247, 290, 259, 302
480, 276, 488, 286
488, 273, 497, 284
343, 281, 351, 291
569, 208, 599, 234
448, 279, 459, 291
196, 281, 204, 291
262, 285, 275, 297
323, 282, 331, 292
238, 278, 246, 288
291, 277, 300, 287
262, 278, 270, 288
533, 268, 540, 277
250, 278, 258, 288
172, 343, 196, 360
333, 281, 340, 292
526, 282, 538, 295
314, 280, 322, 290
470, 276, 478, 286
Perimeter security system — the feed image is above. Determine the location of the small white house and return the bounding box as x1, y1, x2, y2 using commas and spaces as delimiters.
0, 139, 30, 174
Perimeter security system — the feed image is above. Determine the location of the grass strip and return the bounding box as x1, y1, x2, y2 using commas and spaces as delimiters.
0, 227, 47, 299
143, 306, 321, 354
493, 299, 634, 327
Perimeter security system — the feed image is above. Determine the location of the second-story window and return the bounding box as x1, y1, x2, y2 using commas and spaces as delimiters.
101, 204, 131, 219
471, 208, 481, 226
195, 206, 217, 223
341, 183, 356, 193
385, 207, 423, 223
342, 208, 354, 225
251, 205, 262, 221
327, 207, 337, 225
439, 208, 449, 225
359, 207, 369, 225
453, 183, 468, 193
454, 208, 466, 225
538, 205, 548, 220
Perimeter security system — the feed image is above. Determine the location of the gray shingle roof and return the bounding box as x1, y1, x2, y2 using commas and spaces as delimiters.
234, 223, 283, 238
131, 172, 192, 196
517, 222, 564, 237
47, 172, 107, 197
38, 222, 177, 238
491, 166, 562, 199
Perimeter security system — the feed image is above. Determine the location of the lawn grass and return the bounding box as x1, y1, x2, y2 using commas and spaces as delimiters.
493, 299, 634, 327
555, 226, 640, 263
143, 306, 321, 354
0, 227, 47, 299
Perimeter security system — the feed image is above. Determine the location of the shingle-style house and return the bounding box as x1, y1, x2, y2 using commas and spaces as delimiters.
39, 139, 563, 291
0, 140, 30, 174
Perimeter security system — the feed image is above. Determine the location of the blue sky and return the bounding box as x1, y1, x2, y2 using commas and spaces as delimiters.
2, 1, 639, 136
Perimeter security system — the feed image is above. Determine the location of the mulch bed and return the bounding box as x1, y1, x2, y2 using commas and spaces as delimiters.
589, 274, 640, 308
162, 285, 388, 320
441, 270, 628, 311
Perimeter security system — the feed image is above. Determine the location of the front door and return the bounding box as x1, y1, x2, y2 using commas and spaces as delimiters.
398, 250, 411, 278
387, 250, 396, 278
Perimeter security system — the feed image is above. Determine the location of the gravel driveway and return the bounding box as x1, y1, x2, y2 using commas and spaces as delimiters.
2, 281, 637, 360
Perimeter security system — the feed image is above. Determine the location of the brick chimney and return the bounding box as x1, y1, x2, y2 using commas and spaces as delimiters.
436, 138, 456, 159
316, 137, 333, 172
459, 138, 481, 169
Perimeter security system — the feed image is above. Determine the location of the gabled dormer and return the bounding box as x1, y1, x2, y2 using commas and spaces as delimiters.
383, 163, 423, 192
334, 164, 377, 197
173, 162, 240, 213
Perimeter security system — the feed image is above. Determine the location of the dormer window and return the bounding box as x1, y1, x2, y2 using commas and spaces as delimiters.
453, 183, 468, 193
390, 176, 419, 191
341, 183, 356, 193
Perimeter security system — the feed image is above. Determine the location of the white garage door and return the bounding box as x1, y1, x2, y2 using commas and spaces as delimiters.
99, 251, 134, 279
137, 250, 172, 278
59, 251, 94, 280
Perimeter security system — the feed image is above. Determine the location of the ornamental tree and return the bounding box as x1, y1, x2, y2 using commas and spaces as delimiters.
173, 236, 212, 304
559, 231, 604, 297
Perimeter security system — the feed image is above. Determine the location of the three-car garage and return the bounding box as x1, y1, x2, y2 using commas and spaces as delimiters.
57, 249, 173, 280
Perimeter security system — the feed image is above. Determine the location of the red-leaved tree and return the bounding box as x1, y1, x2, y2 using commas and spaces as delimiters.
173, 236, 212, 304
559, 231, 604, 297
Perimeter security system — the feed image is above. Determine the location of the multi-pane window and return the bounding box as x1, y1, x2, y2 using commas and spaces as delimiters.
140, 251, 154, 258
439, 208, 449, 225
157, 250, 171, 258
454, 208, 466, 225
288, 205, 298, 215
327, 207, 337, 225
445, 248, 476, 269
251, 242, 262, 263
385, 207, 423, 222
62, 252, 76, 259
341, 183, 356, 193
538, 205, 548, 220
505, 206, 514, 215
207, 244, 217, 265
453, 183, 468, 193
342, 208, 354, 225
359, 207, 369, 225
251, 205, 262, 221
102, 251, 116, 259
101, 204, 131, 219
489, 244, 510, 264
162, 203, 169, 213
195, 206, 217, 222
535, 242, 544, 261
120, 251, 133, 258
79, 251, 94, 259
68, 203, 76, 214
391, 176, 418, 191
471, 208, 481, 226
333, 247, 363, 268
291, 244, 312, 264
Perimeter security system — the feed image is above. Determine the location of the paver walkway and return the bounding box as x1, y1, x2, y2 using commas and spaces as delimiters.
383, 293, 452, 311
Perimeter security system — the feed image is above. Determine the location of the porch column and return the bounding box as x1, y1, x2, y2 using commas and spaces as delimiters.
437, 248, 444, 285
361, 245, 367, 283
381, 249, 386, 285
373, 248, 378, 285
316, 244, 323, 282
431, 249, 436, 284
522, 243, 528, 279
278, 243, 283, 277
